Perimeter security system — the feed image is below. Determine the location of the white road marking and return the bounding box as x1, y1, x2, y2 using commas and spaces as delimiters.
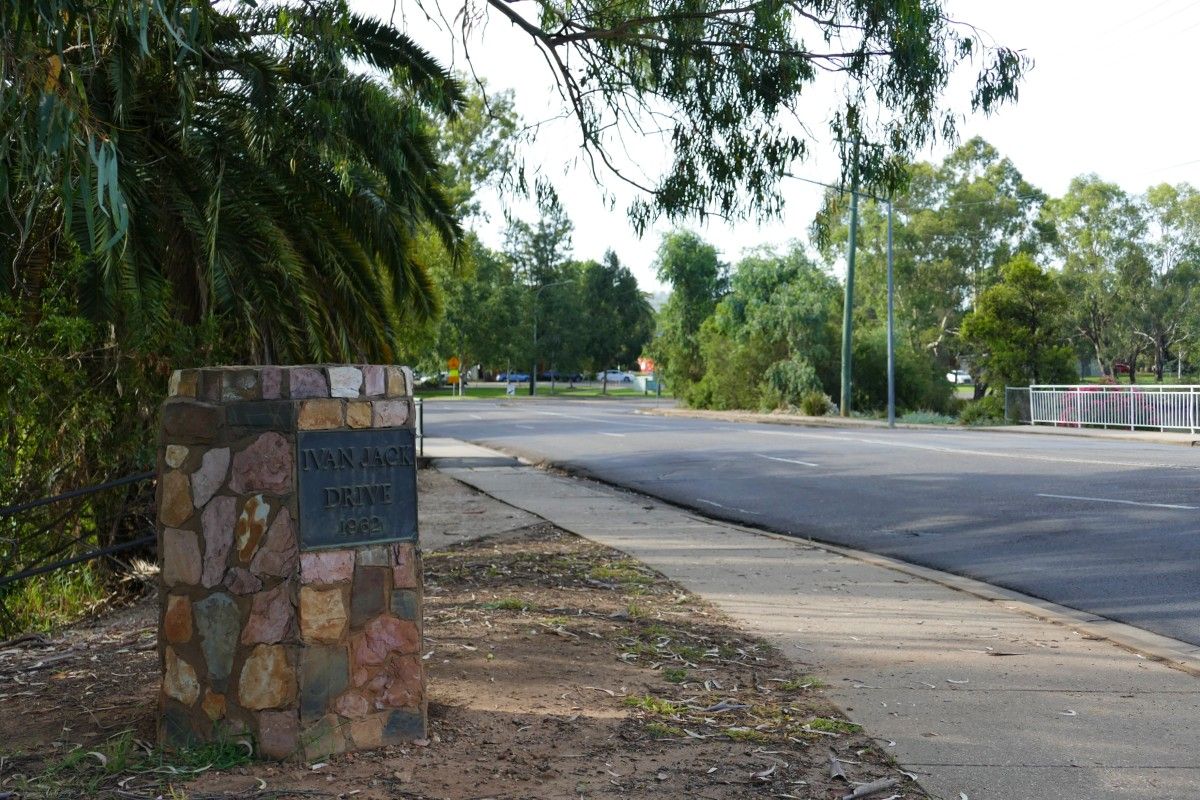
470, 414, 483, 420
756, 454, 819, 467
696, 498, 762, 516
514, 424, 535, 430
1036, 493, 1198, 510
735, 428, 1200, 471
598, 432, 626, 438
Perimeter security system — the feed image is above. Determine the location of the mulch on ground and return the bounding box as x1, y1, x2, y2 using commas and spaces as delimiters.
1, 499, 924, 799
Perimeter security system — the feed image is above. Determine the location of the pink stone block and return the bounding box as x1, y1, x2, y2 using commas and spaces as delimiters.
392, 544, 418, 589
257, 710, 299, 759
260, 366, 282, 400
352, 616, 420, 673
301, 550, 354, 585
230, 432, 292, 494
363, 366, 385, 397
289, 367, 328, 400
242, 583, 295, 645
250, 508, 297, 577
162, 529, 202, 586
201, 495, 237, 588
372, 400, 409, 427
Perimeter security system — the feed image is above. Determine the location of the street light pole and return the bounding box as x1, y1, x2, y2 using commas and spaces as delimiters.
886, 197, 895, 428
839, 138, 861, 417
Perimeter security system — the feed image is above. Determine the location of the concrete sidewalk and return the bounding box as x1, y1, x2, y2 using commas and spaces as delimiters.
426, 437, 1200, 800
639, 406, 1200, 447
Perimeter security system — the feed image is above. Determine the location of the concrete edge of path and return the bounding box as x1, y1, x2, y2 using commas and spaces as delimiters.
423, 436, 1200, 680
635, 406, 1200, 447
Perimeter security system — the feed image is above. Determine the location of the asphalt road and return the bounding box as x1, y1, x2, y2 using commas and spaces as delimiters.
426, 397, 1200, 647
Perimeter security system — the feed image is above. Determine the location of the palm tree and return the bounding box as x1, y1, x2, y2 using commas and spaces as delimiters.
2, 0, 463, 362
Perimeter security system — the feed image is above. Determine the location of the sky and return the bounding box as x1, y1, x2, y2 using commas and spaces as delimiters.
365, 0, 1200, 294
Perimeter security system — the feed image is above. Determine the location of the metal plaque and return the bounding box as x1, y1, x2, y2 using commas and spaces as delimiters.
296, 428, 418, 550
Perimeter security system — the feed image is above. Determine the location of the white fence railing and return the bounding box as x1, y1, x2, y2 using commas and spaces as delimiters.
1026, 384, 1200, 433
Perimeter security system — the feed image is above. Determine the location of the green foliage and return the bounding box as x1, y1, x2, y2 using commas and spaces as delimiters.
798, 390, 833, 417
484, 1, 1028, 228
959, 254, 1077, 388
958, 395, 1006, 426
898, 410, 957, 425
851, 326, 953, 414
650, 231, 729, 391
3, 0, 466, 362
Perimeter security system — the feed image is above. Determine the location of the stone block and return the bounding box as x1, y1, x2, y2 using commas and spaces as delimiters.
382, 709, 425, 743
303, 714, 347, 760
224, 567, 262, 595
334, 689, 370, 718
163, 647, 200, 705
199, 370, 224, 402
380, 655, 423, 708
288, 367, 329, 399
260, 366, 282, 400
362, 366, 385, 397
226, 401, 294, 429
328, 366, 363, 398
355, 545, 391, 567
238, 644, 297, 710
350, 567, 388, 628
384, 366, 406, 398
201, 496, 237, 588
164, 594, 193, 643
222, 370, 260, 402
241, 583, 294, 645
230, 432, 292, 494
159, 470, 193, 527
298, 399, 343, 430
235, 495, 271, 562
372, 399, 409, 428
300, 646, 348, 722
162, 400, 222, 442
161, 703, 197, 748
349, 714, 385, 749
257, 710, 299, 759
345, 401, 372, 429
250, 508, 297, 577
194, 593, 240, 692
389, 590, 419, 621
300, 551, 354, 585
165, 444, 189, 469
201, 691, 226, 722
300, 586, 347, 644
162, 529, 202, 587
392, 544, 418, 590
190, 448, 230, 508
352, 616, 420, 674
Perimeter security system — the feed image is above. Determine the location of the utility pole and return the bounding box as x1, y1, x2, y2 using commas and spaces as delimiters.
886, 198, 895, 427
839, 138, 861, 417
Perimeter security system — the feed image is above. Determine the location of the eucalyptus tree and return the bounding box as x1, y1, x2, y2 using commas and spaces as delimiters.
443, 0, 1029, 228
2, 0, 464, 362
1138, 183, 1200, 380
650, 230, 728, 391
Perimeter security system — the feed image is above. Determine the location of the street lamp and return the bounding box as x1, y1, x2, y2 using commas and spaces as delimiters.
530, 280, 570, 396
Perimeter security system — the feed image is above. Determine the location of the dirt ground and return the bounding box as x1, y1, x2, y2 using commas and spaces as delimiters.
0, 470, 925, 800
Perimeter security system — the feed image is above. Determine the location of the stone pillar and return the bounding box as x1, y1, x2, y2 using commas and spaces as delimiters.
155, 365, 424, 759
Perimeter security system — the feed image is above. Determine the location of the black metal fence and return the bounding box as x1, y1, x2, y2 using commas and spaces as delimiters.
0, 470, 157, 630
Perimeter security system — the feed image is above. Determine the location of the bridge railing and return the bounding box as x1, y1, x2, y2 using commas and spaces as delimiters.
1023, 384, 1200, 433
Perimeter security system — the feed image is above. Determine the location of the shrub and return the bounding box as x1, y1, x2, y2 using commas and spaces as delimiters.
799, 389, 833, 417
850, 327, 953, 414
959, 394, 1006, 425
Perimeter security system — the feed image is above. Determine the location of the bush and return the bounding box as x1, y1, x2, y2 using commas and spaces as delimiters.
850, 327, 953, 414
959, 394, 1006, 425
760, 355, 823, 410
798, 389, 833, 417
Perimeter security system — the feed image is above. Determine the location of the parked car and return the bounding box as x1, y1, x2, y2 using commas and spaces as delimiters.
946, 370, 972, 385
539, 370, 584, 382
496, 371, 530, 382
596, 369, 635, 383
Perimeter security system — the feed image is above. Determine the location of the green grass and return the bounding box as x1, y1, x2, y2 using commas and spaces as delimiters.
662, 668, 689, 684
2, 564, 111, 635
806, 717, 862, 734
623, 694, 683, 716
589, 561, 653, 586
481, 597, 531, 611
725, 727, 772, 743
645, 722, 686, 739
1081, 373, 1200, 386
777, 675, 824, 691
